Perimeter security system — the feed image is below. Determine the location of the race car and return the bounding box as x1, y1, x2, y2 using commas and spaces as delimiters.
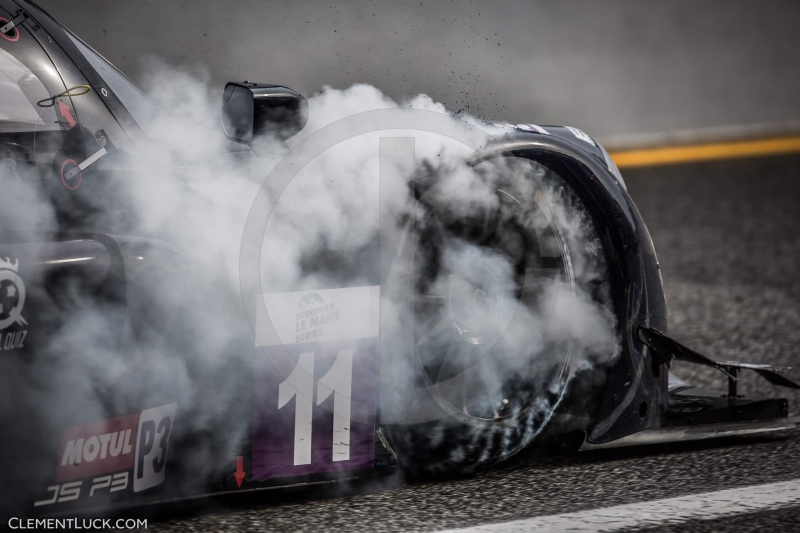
2, 0, 799, 518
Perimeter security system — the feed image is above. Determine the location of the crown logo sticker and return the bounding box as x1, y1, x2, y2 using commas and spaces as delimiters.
0, 257, 27, 330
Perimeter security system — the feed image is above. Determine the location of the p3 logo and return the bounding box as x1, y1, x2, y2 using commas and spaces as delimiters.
133, 403, 176, 492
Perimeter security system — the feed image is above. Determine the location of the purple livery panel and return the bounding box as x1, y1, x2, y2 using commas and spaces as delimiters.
252, 286, 379, 480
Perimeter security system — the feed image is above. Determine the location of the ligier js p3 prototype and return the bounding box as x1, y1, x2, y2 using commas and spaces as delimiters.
2, 0, 799, 518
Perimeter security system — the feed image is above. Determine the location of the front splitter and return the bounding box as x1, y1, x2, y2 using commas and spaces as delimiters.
580, 415, 800, 451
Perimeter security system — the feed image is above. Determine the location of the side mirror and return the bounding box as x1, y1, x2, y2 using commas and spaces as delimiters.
221, 82, 308, 143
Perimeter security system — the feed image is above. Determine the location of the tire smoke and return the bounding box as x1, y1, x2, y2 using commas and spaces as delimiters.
0, 66, 619, 515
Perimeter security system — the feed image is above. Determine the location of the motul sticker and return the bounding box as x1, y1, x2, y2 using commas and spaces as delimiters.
56, 403, 177, 492
56, 413, 138, 482
44, 403, 176, 508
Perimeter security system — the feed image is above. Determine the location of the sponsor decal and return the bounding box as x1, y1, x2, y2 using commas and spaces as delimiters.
0, 257, 28, 351
565, 126, 596, 146
56, 413, 138, 482
35, 403, 177, 508
516, 123, 550, 135
294, 292, 341, 343
257, 285, 379, 347
34, 474, 129, 508
133, 403, 176, 492
490, 123, 550, 135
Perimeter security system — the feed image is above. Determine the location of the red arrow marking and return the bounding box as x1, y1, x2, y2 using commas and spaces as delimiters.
234, 455, 245, 488
57, 100, 76, 128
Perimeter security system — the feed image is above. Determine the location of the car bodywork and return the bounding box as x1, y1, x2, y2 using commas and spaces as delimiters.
1, 0, 799, 517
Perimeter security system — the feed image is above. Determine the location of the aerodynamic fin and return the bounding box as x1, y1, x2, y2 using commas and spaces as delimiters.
639, 327, 800, 395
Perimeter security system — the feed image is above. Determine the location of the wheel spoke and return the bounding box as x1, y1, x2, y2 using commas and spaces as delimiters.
412, 293, 448, 303
517, 268, 564, 291
415, 315, 454, 348
434, 335, 468, 384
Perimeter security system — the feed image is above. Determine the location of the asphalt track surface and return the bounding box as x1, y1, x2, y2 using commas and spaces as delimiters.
147, 154, 800, 532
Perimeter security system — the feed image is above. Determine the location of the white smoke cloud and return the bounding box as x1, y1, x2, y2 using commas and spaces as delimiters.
0, 65, 620, 514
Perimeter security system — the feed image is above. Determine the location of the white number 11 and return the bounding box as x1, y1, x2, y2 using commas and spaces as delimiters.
277, 350, 354, 465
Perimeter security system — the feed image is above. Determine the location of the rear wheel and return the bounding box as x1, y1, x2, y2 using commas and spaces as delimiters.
384, 156, 612, 474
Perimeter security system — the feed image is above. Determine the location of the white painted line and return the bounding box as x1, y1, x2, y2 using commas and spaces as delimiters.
438, 479, 800, 532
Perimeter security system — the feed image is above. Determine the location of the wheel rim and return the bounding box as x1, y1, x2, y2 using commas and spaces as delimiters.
407, 160, 575, 425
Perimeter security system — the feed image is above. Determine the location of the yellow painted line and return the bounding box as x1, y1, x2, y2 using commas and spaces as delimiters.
609, 135, 800, 168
